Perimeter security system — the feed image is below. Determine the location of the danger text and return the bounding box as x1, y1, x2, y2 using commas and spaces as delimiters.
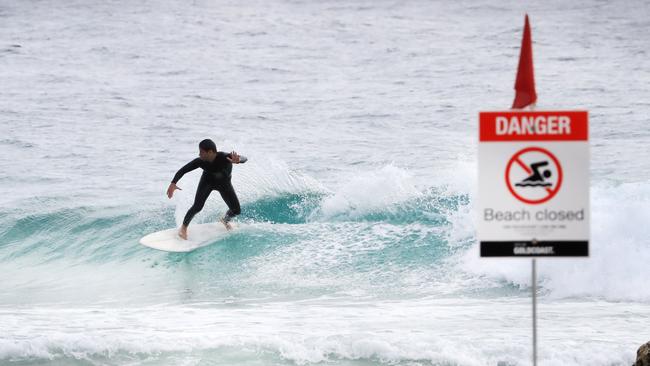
495, 115, 571, 136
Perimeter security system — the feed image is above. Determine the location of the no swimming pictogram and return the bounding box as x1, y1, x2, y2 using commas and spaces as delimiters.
505, 147, 563, 204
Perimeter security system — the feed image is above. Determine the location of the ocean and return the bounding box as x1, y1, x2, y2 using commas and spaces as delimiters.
1, 0, 649, 365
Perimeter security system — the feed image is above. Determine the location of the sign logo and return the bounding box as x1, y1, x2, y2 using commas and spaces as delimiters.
505, 146, 563, 204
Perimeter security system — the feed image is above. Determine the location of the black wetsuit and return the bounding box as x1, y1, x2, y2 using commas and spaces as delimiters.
171, 152, 247, 226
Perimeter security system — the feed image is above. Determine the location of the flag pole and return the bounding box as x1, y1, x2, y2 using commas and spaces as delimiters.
511, 13, 542, 365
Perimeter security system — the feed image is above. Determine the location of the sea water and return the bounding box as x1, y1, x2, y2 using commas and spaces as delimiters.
1, 0, 649, 365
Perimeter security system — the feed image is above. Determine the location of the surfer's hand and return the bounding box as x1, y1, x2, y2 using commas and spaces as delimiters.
227, 151, 241, 164
167, 183, 182, 198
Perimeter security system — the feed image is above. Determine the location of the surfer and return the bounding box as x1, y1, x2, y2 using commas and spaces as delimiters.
166, 139, 247, 240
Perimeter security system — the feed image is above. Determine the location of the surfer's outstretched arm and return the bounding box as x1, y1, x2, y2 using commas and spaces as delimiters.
172, 158, 202, 183
227, 151, 247, 164
167, 158, 201, 198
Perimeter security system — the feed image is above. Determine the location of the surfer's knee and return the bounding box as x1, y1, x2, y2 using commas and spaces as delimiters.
191, 201, 205, 212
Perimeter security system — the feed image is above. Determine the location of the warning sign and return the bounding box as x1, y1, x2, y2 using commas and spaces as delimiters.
478, 111, 589, 257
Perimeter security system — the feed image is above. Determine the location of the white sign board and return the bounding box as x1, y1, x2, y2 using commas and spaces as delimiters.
478, 111, 589, 257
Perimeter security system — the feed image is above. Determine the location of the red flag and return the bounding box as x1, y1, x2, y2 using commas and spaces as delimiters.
512, 14, 537, 109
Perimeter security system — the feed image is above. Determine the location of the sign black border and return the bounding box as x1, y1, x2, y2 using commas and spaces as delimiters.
480, 241, 589, 257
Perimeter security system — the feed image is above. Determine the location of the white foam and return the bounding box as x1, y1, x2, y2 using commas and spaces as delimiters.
1, 298, 647, 365
459, 181, 650, 302
317, 165, 422, 220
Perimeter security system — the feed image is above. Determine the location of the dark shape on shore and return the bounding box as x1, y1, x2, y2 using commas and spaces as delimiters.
635, 341, 650, 366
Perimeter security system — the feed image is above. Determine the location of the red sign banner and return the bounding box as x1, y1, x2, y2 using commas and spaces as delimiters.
480, 111, 588, 142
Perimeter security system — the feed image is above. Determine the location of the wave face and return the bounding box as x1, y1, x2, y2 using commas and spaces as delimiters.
3, 166, 649, 304
0, 171, 474, 303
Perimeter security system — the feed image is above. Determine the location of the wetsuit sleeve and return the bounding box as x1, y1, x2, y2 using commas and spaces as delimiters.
171, 158, 201, 184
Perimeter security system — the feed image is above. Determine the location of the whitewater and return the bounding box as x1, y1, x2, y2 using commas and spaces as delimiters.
1, 0, 649, 365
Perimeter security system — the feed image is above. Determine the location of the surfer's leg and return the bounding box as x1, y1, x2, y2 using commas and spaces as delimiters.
182, 175, 213, 228
218, 180, 241, 225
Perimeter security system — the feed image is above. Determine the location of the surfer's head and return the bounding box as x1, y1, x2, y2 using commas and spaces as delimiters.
198, 139, 217, 161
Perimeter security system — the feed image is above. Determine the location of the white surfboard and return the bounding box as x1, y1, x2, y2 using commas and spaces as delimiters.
139, 222, 237, 252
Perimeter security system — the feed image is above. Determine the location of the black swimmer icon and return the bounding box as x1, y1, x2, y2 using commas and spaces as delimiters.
505, 147, 563, 205
515, 161, 552, 187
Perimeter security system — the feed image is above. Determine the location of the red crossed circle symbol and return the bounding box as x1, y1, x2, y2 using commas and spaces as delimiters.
505, 146, 563, 205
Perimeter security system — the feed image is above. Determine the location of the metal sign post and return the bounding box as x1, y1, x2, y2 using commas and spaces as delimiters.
532, 259, 537, 366
477, 110, 589, 365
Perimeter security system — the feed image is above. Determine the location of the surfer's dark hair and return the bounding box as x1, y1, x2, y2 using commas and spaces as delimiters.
199, 139, 217, 152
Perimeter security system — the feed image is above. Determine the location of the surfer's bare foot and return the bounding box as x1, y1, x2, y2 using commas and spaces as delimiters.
220, 218, 232, 230
178, 225, 188, 240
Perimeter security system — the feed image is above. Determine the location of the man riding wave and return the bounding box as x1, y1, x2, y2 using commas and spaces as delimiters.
166, 139, 247, 240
